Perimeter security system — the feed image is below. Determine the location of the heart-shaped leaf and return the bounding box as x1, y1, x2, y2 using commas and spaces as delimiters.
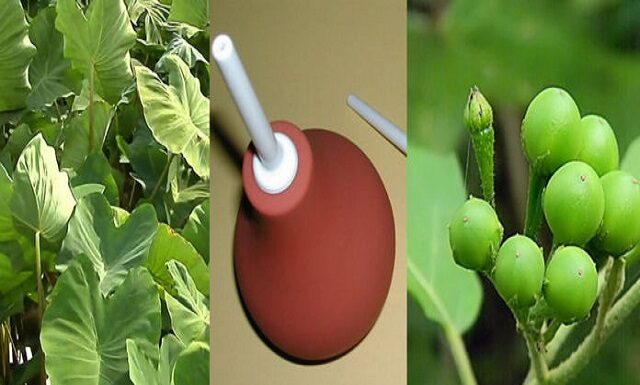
55, 0, 137, 104
0, 0, 36, 112
61, 101, 114, 170
10, 134, 76, 242
160, 35, 208, 69
71, 153, 120, 206
59, 193, 158, 295
135, 54, 209, 179
408, 145, 483, 333
182, 199, 209, 263
168, 0, 209, 29
27, 6, 74, 110
42, 255, 161, 385
171, 341, 209, 385
127, 334, 182, 385
146, 224, 209, 296
165, 261, 209, 345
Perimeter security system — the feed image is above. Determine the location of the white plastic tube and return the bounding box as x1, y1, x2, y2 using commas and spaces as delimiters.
212, 34, 282, 169
347, 94, 406, 154
213, 34, 298, 194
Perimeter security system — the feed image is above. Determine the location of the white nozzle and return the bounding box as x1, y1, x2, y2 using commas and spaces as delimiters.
213, 34, 298, 194
347, 94, 406, 155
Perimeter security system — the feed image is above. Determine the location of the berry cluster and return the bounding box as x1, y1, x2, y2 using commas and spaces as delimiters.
449, 87, 640, 324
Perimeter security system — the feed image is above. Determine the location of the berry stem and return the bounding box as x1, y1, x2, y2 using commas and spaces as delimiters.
524, 167, 546, 240
525, 257, 638, 385
515, 310, 549, 385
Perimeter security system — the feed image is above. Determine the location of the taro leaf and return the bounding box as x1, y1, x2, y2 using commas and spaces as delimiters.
0, 166, 14, 242
71, 153, 120, 205
0, 253, 31, 293
10, 134, 76, 243
42, 255, 161, 385
407, 145, 483, 333
61, 101, 114, 170
27, 6, 74, 110
159, 35, 208, 69
168, 0, 209, 29
125, 0, 169, 46
116, 127, 168, 193
59, 193, 158, 295
165, 261, 209, 345
55, 0, 137, 104
0, 0, 36, 112
621, 136, 640, 178
1, 124, 35, 168
146, 224, 209, 296
172, 341, 209, 385
182, 199, 209, 263
72, 183, 105, 201
127, 334, 183, 385
135, 54, 209, 179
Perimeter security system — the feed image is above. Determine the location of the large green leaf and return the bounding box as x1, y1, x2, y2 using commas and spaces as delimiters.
55, 0, 137, 103
407, 145, 483, 333
0, 0, 36, 112
0, 166, 14, 242
168, 0, 208, 29
171, 341, 209, 385
27, 6, 74, 110
10, 134, 76, 242
127, 335, 182, 385
42, 255, 161, 385
182, 199, 209, 263
59, 193, 158, 295
135, 54, 209, 179
165, 261, 209, 345
71, 153, 120, 206
116, 127, 168, 193
160, 35, 208, 69
125, 0, 169, 46
146, 223, 209, 296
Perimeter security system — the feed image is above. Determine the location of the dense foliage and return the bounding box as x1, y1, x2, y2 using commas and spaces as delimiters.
0, 0, 210, 384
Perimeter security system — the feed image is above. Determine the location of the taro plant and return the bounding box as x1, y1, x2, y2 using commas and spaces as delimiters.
410, 85, 640, 385
0, 0, 210, 384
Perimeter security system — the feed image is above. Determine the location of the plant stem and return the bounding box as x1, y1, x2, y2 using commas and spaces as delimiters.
408, 260, 478, 385
34, 231, 46, 385
524, 167, 546, 240
471, 127, 495, 206
442, 322, 478, 385
88, 63, 96, 152
149, 153, 175, 202
515, 310, 549, 384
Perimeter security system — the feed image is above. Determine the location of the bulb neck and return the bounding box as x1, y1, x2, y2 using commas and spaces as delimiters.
252, 132, 298, 194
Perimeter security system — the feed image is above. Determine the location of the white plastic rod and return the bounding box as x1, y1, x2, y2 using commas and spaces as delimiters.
347, 94, 407, 155
213, 34, 282, 169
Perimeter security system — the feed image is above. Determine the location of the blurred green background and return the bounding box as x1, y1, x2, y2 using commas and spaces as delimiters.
408, 0, 640, 384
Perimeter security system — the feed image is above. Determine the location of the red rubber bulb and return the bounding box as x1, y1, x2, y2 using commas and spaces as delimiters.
234, 121, 395, 361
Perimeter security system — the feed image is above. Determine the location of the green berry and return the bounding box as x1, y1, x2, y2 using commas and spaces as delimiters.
576, 115, 619, 176
593, 171, 640, 256
449, 197, 503, 271
543, 161, 604, 246
493, 235, 544, 308
544, 246, 598, 323
522, 88, 581, 175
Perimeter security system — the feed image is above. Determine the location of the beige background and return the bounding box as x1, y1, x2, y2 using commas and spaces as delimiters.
211, 1, 406, 384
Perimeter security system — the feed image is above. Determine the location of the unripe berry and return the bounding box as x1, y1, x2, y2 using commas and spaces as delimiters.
449, 197, 503, 271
